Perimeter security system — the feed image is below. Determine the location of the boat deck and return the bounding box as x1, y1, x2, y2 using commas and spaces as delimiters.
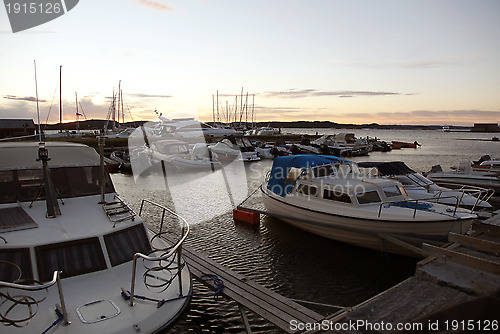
162, 235, 325, 333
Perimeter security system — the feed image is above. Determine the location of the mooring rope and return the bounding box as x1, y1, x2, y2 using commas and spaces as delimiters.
121, 273, 224, 308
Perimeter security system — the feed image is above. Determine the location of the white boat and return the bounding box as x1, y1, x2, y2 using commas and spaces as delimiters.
261, 155, 477, 257
209, 136, 260, 162
358, 161, 493, 210
312, 133, 371, 156
426, 163, 500, 193
156, 116, 242, 138
0, 141, 192, 333
146, 139, 222, 171
104, 127, 137, 139
245, 126, 280, 136
471, 155, 500, 174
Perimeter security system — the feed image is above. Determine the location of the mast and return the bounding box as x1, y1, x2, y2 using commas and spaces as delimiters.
121, 88, 124, 124
240, 87, 243, 127
59, 65, 62, 132
245, 92, 249, 127
75, 92, 79, 132
251, 94, 255, 128
111, 87, 116, 132
212, 94, 215, 126
34, 60, 42, 142
216, 90, 219, 124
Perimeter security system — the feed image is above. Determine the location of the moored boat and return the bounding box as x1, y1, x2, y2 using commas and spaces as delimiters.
391, 141, 421, 149
261, 155, 477, 257
209, 135, 260, 162
358, 161, 493, 210
426, 164, 500, 193
0, 141, 192, 333
146, 139, 222, 171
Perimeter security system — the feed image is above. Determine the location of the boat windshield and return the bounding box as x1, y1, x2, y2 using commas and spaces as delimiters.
312, 164, 336, 178
0, 166, 114, 204
382, 185, 402, 198
356, 190, 382, 204
155, 142, 189, 154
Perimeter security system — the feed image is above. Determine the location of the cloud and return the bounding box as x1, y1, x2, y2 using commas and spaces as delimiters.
3, 95, 47, 102
136, 0, 174, 11
261, 89, 400, 99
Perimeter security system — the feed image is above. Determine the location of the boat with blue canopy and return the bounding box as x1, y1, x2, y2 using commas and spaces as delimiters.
261, 155, 477, 257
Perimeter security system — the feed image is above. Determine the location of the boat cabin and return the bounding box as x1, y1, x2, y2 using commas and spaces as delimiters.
151, 139, 190, 155
267, 155, 407, 207
0, 142, 151, 283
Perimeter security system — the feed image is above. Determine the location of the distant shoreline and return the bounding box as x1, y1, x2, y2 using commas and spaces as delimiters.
40, 119, 476, 131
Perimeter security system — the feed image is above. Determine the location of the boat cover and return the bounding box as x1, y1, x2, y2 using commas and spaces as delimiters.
266, 155, 351, 197
357, 161, 415, 176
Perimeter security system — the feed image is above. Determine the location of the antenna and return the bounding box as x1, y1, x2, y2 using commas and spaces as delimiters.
34, 60, 42, 142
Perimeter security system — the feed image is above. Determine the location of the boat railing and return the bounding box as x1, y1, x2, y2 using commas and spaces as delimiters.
128, 199, 190, 307
0, 271, 69, 326
431, 182, 495, 211
377, 195, 463, 219
102, 195, 137, 227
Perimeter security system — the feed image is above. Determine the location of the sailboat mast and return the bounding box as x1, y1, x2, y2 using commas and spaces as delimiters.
251, 94, 255, 128
245, 92, 249, 127
75, 92, 79, 132
59, 65, 62, 132
34, 60, 42, 142
212, 94, 215, 126
216, 90, 219, 124
111, 88, 116, 132
120, 87, 124, 124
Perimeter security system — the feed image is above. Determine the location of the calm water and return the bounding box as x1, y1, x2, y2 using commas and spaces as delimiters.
111, 129, 499, 333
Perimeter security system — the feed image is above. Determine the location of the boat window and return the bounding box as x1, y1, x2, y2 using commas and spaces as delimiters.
0, 248, 33, 282
323, 189, 352, 203
0, 171, 16, 203
382, 186, 402, 198
296, 184, 318, 197
242, 138, 253, 147
17, 169, 44, 202
356, 191, 382, 204
35, 237, 107, 282
396, 176, 413, 186
412, 174, 433, 185
285, 167, 303, 184
312, 164, 335, 178
104, 224, 152, 267
0, 167, 114, 204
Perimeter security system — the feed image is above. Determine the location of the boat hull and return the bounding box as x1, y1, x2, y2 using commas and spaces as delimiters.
261, 187, 475, 257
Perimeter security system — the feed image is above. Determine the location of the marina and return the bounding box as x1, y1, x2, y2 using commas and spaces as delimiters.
2, 1, 500, 332
1, 127, 500, 333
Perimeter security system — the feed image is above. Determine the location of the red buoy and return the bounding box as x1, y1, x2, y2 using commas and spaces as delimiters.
233, 209, 260, 225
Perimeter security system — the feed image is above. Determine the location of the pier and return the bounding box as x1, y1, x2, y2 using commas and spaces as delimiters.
303, 212, 500, 333
163, 235, 325, 333
160, 207, 500, 333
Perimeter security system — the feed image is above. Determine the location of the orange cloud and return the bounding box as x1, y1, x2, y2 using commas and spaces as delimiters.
137, 0, 174, 11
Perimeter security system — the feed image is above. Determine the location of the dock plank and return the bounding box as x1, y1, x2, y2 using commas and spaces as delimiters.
165, 236, 324, 333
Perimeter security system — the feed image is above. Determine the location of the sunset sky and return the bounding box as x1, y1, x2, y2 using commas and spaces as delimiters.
1, 0, 499, 126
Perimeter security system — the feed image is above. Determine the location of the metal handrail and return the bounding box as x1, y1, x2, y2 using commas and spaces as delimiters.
377, 195, 463, 219
0, 271, 69, 325
103, 195, 137, 227
433, 182, 495, 208
129, 199, 190, 306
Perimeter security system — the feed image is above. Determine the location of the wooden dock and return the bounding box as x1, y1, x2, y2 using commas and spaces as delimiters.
174, 238, 325, 333
301, 216, 500, 333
